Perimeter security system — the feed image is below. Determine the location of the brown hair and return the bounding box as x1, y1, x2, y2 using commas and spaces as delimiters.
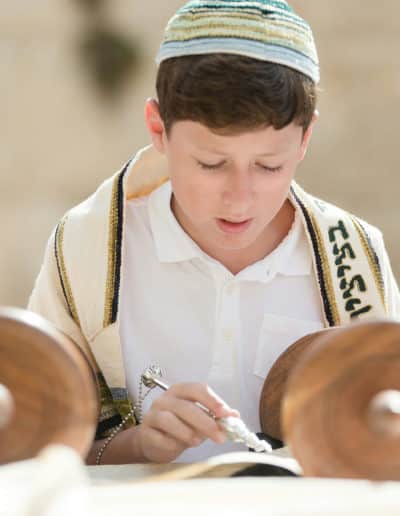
156, 54, 317, 136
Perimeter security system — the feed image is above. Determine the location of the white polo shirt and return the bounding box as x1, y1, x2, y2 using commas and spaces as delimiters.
120, 181, 325, 462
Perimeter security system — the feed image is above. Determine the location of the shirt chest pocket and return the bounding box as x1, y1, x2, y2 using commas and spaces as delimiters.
253, 313, 324, 380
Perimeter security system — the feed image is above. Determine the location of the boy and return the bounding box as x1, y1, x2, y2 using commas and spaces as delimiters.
29, 0, 400, 465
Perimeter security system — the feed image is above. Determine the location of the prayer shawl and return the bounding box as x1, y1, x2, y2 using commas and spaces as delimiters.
28, 145, 390, 438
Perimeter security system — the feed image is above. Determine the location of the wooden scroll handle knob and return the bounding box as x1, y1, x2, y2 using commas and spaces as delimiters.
0, 306, 99, 464
259, 328, 336, 441
281, 320, 400, 480
368, 390, 400, 437
0, 384, 14, 430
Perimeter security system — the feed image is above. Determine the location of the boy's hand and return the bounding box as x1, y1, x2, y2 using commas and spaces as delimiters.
133, 383, 240, 463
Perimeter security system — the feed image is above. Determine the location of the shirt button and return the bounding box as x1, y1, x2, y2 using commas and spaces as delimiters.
226, 284, 237, 296
223, 329, 234, 342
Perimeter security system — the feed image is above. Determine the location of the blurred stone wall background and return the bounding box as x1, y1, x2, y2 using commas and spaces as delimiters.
1, 1, 399, 307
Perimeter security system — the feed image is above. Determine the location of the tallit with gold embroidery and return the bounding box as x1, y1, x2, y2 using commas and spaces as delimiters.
290, 182, 386, 326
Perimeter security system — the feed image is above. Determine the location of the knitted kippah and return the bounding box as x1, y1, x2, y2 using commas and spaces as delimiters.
156, 0, 319, 84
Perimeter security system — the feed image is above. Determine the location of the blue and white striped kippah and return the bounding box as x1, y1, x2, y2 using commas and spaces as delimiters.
156, 0, 320, 84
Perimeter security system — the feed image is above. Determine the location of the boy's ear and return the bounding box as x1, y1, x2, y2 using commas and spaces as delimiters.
144, 98, 167, 153
299, 110, 319, 161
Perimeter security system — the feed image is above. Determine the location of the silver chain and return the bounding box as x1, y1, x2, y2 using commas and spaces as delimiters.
134, 373, 154, 424
95, 372, 154, 465
95, 408, 135, 465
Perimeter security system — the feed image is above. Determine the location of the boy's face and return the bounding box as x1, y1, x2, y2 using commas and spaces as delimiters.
145, 100, 315, 262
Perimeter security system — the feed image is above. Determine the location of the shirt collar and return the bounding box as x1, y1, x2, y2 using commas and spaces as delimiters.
235, 208, 312, 282
148, 181, 203, 263
271, 206, 312, 276
148, 180, 311, 276
268, 207, 312, 277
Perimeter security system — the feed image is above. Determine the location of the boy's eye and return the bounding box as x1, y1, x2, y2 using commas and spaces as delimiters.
257, 164, 283, 173
196, 160, 283, 173
196, 160, 225, 170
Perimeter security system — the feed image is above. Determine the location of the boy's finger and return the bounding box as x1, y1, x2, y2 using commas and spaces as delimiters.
154, 396, 227, 444
145, 409, 204, 448
140, 427, 185, 461
167, 382, 238, 417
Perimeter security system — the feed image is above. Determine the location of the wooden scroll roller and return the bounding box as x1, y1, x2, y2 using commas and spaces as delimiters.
0, 307, 99, 464
259, 319, 400, 480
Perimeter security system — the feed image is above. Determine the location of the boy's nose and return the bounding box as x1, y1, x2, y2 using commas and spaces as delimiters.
222, 169, 255, 210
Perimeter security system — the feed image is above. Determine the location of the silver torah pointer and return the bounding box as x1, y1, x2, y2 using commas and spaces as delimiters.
141, 366, 272, 453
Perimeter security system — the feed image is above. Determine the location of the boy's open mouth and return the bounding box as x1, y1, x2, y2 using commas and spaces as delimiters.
216, 218, 252, 234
